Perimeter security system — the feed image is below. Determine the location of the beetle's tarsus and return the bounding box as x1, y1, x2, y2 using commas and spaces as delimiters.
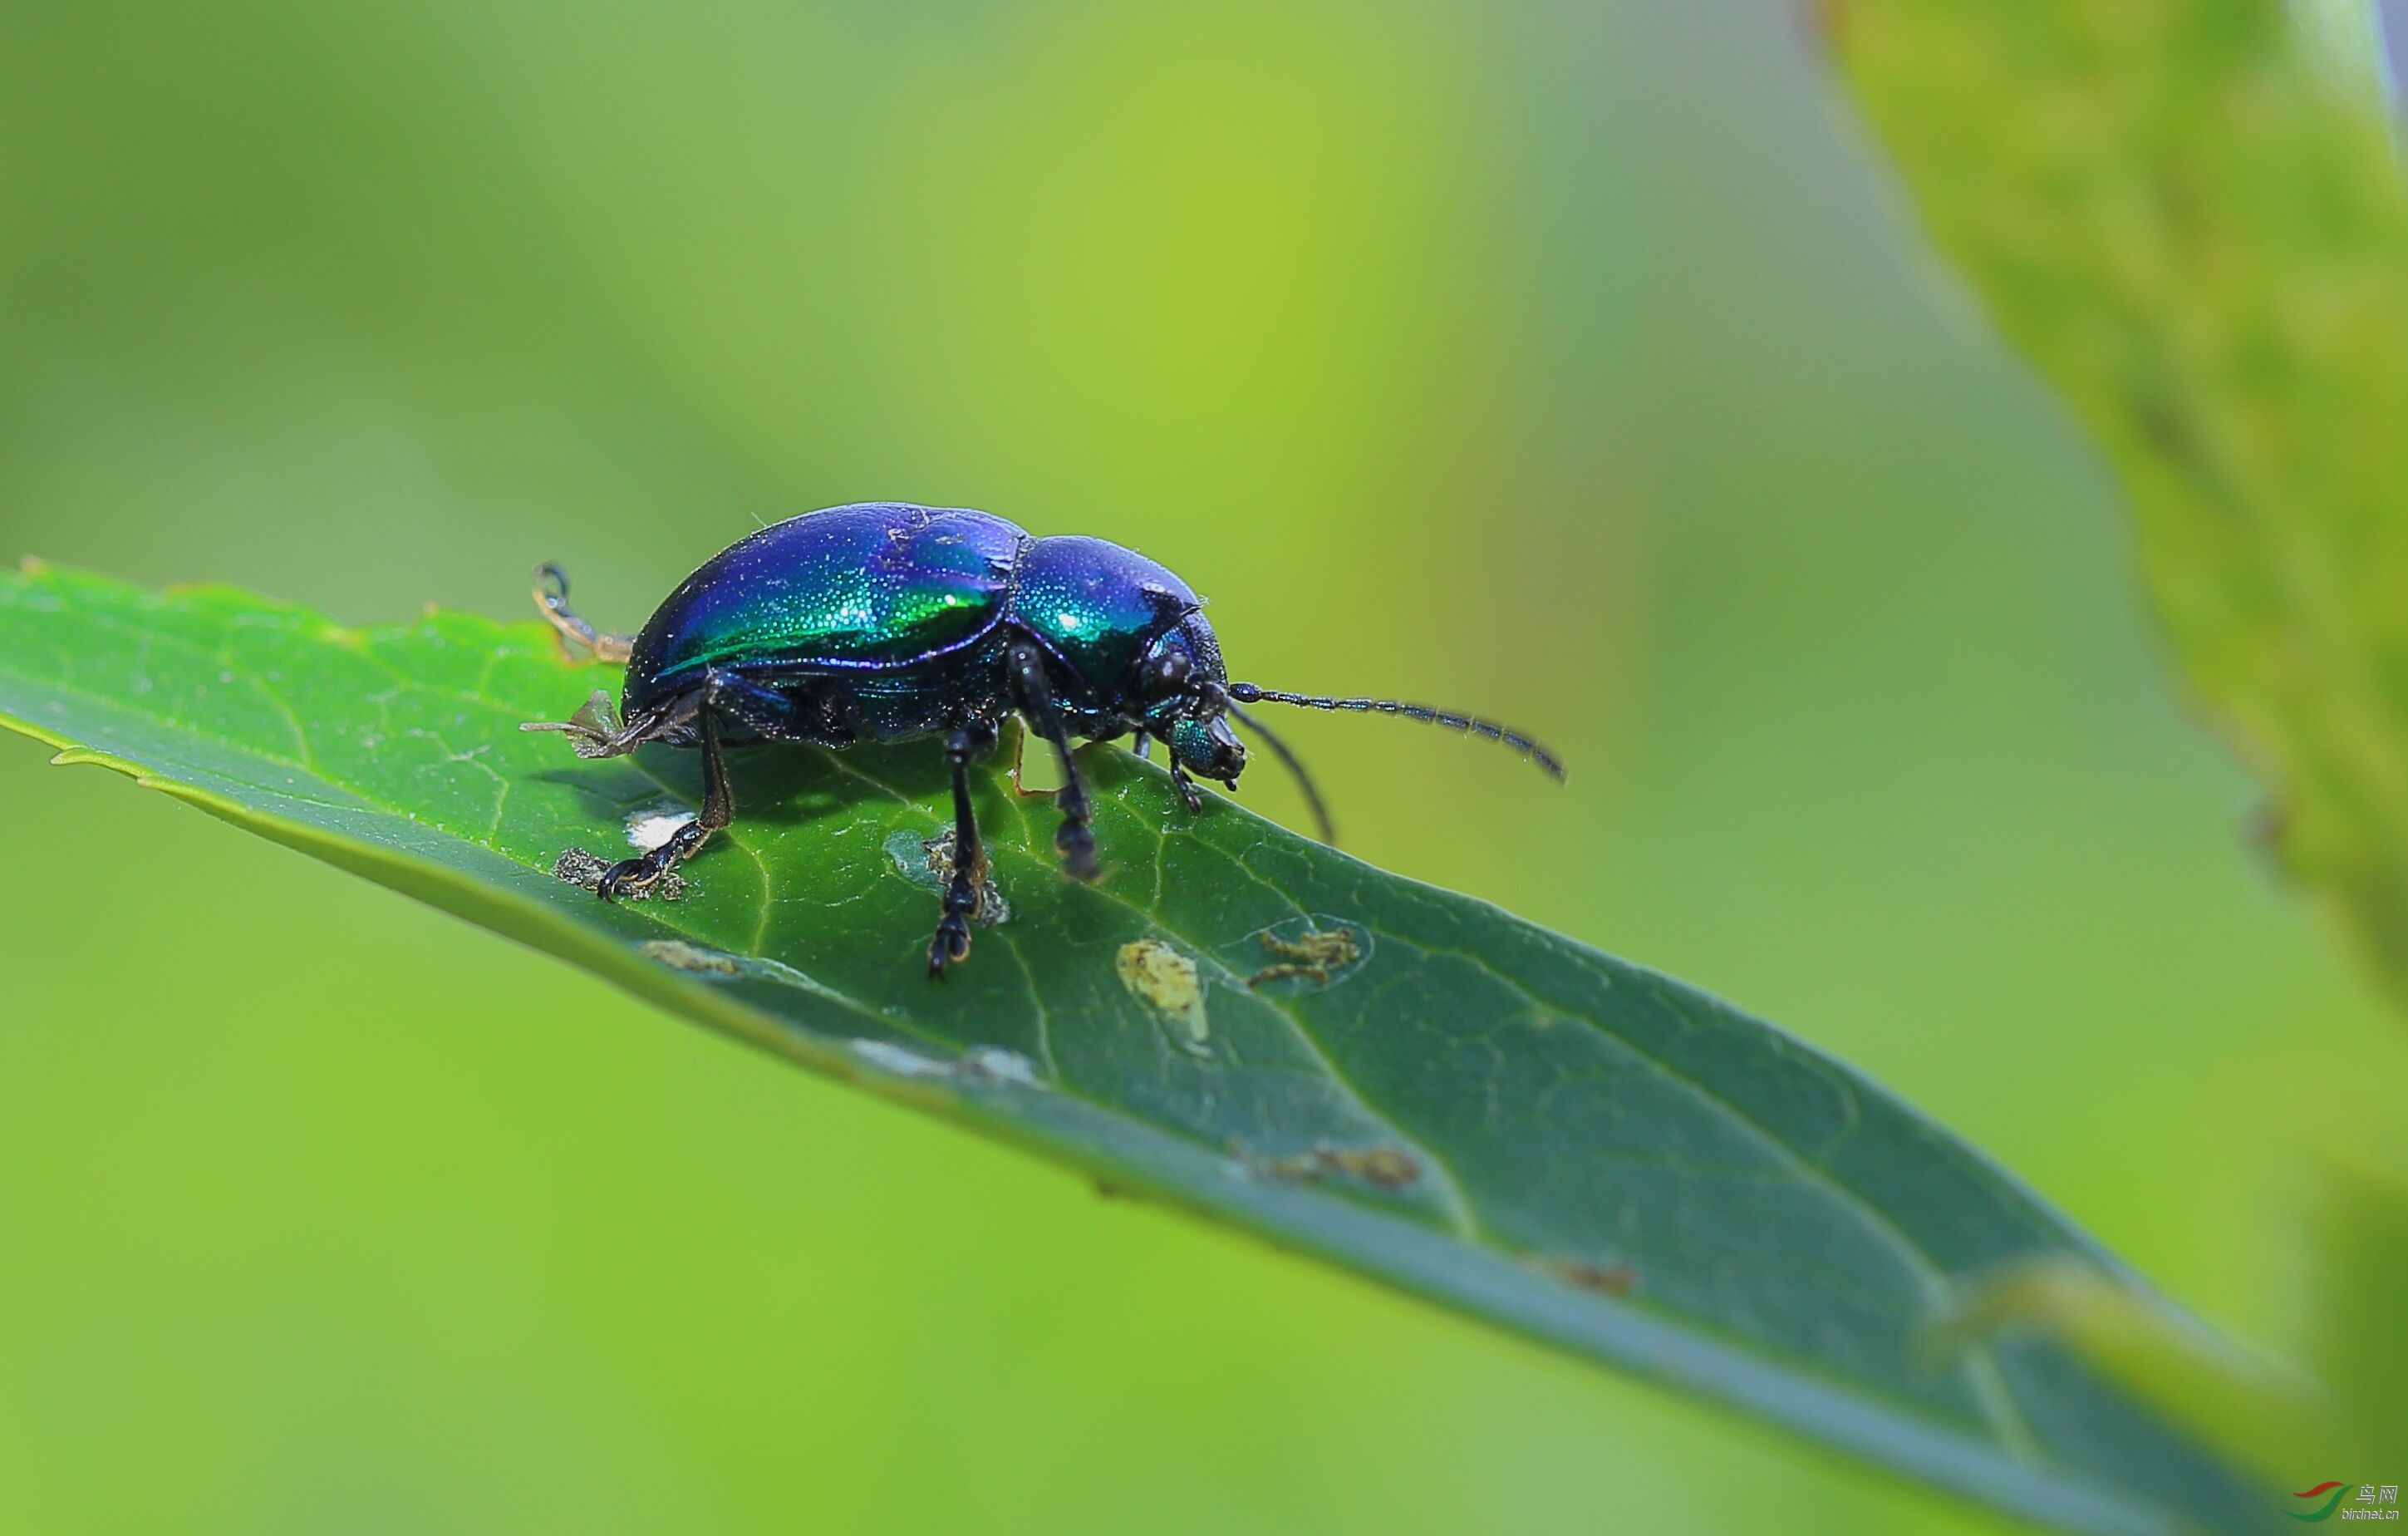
927, 723, 997, 979
595, 820, 708, 900
1056, 819, 1101, 880
596, 855, 656, 902
927, 914, 973, 978
596, 709, 735, 902
533, 563, 636, 665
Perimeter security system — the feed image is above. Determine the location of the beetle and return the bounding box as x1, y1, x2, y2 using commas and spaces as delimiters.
524, 502, 1561, 977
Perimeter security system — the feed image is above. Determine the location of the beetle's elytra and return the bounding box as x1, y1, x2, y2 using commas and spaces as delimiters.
525, 502, 1562, 977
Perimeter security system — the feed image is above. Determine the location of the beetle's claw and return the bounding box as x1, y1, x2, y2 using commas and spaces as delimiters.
927, 915, 973, 978
597, 855, 654, 902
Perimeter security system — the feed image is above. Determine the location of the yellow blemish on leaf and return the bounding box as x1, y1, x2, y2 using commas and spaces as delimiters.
1115, 938, 1206, 1048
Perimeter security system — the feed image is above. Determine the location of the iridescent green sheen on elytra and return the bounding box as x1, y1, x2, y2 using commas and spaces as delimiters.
617, 504, 1226, 753
624, 504, 1023, 709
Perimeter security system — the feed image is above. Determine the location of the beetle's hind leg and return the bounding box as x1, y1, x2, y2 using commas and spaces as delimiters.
597, 707, 733, 901
533, 564, 636, 664
928, 721, 1000, 978
580, 671, 827, 902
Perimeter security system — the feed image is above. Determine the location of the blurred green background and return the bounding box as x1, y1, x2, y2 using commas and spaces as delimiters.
2, 2, 2401, 1531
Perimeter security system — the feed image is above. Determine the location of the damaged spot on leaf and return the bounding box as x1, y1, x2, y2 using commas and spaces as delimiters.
884, 827, 1009, 925
625, 803, 696, 853
851, 1038, 951, 1078
1240, 915, 1370, 992
1533, 1256, 1638, 1297
1008, 720, 1065, 796
1116, 938, 1207, 1051
846, 1037, 1049, 1089
1250, 1141, 1424, 1191
961, 1045, 1043, 1087
639, 938, 741, 975
633, 940, 841, 998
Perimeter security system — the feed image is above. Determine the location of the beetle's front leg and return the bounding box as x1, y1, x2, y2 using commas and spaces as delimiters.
1166, 751, 1204, 814
928, 721, 999, 978
598, 707, 734, 900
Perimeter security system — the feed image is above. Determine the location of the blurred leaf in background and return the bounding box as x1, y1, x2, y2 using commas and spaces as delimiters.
1831, 0, 2408, 1017
2, 1, 2399, 1533
1830, 0, 2408, 1491
2303, 1156, 2408, 1460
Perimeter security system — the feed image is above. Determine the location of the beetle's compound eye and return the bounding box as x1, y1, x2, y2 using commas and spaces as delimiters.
1143, 647, 1194, 697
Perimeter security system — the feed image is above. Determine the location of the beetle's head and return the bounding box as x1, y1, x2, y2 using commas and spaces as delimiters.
1130, 603, 1567, 849
1130, 617, 1231, 753
1131, 612, 1251, 786
1166, 713, 1246, 784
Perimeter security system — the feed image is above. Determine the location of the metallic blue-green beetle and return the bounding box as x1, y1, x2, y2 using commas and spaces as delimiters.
526, 502, 1560, 977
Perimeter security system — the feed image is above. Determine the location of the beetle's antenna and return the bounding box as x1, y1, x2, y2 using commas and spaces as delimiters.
533, 564, 635, 665
1226, 683, 1565, 780
1217, 692, 1338, 845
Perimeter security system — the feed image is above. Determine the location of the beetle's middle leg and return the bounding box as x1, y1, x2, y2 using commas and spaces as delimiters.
928, 721, 1000, 978
598, 706, 734, 900
1006, 640, 1101, 880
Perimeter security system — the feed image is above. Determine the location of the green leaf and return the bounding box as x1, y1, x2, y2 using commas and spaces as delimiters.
0, 563, 2263, 1534
1826, 0, 2408, 1019
1931, 1260, 2342, 1485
